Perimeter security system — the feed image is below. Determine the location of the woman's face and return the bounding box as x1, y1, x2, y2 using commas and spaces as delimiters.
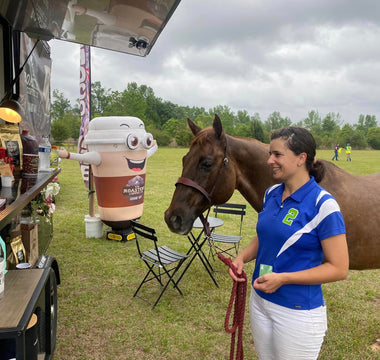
267, 138, 304, 182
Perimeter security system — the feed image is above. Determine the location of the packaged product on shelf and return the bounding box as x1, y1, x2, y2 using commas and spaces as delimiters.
0, 123, 23, 171
10, 235, 26, 265
21, 223, 39, 266
0, 160, 13, 176
21, 130, 39, 176
0, 147, 7, 158
22, 154, 39, 176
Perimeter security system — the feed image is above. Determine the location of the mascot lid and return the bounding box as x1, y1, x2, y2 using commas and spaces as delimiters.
84, 116, 150, 147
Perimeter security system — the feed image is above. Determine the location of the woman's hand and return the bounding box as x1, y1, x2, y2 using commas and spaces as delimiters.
228, 236, 259, 283
253, 272, 284, 293
228, 258, 246, 282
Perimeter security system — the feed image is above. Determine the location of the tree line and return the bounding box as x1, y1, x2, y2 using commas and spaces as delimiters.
51, 81, 380, 150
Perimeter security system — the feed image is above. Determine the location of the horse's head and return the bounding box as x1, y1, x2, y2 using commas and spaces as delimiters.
164, 114, 236, 234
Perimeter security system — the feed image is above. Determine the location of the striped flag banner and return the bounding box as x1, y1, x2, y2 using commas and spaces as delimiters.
78, 45, 91, 188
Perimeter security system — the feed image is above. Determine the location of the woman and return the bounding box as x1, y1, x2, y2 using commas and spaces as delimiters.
229, 127, 349, 360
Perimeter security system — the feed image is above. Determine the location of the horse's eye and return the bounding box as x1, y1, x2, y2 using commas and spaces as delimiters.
200, 159, 213, 171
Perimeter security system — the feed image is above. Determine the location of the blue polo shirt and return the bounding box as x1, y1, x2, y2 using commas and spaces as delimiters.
253, 177, 346, 310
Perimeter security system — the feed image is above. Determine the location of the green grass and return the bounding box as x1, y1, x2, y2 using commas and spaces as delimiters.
49, 148, 380, 360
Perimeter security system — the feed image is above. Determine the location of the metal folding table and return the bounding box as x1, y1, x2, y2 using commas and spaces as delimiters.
177, 216, 224, 287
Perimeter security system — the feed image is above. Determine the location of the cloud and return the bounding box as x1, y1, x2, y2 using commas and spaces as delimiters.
50, 0, 380, 125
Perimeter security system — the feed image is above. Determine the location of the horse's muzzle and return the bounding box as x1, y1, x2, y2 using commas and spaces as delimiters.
164, 208, 193, 235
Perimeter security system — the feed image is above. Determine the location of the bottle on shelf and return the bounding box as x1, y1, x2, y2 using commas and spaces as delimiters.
38, 136, 52, 172
50, 145, 59, 170
20, 130, 38, 155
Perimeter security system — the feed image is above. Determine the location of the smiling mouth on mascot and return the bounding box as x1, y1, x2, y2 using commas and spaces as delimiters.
126, 157, 146, 171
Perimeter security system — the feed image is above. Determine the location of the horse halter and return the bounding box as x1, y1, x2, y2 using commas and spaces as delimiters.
175, 137, 229, 235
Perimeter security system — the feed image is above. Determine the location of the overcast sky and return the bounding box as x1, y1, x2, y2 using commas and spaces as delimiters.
50, 0, 380, 126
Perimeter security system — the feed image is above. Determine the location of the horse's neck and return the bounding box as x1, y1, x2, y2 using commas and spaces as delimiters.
228, 136, 275, 212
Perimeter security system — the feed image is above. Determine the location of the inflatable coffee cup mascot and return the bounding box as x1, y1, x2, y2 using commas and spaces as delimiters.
58, 116, 157, 231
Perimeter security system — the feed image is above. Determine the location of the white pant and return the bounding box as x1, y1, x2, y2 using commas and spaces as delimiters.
249, 290, 327, 360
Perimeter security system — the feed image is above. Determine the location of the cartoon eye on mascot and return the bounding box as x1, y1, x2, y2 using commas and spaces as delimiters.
59, 116, 157, 236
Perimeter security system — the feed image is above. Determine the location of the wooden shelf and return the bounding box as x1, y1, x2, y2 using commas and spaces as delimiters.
0, 269, 44, 329
0, 169, 60, 231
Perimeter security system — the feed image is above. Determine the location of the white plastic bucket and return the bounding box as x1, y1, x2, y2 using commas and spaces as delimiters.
84, 214, 103, 238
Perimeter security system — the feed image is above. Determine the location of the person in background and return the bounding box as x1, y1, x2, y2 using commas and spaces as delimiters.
332, 143, 339, 161
345, 143, 352, 161
229, 126, 349, 360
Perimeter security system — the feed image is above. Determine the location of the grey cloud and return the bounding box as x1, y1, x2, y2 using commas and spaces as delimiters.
50, 0, 380, 125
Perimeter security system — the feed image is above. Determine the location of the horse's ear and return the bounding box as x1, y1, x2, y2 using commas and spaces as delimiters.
213, 114, 223, 139
187, 118, 202, 136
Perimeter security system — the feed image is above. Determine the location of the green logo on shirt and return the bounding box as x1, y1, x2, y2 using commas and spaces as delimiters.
282, 208, 299, 225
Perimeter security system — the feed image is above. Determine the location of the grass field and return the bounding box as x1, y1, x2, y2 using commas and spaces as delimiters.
50, 147, 380, 360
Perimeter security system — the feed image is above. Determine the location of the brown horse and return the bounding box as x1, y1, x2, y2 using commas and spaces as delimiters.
164, 114, 380, 270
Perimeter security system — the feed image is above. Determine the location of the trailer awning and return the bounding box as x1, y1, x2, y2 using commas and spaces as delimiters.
0, 0, 181, 56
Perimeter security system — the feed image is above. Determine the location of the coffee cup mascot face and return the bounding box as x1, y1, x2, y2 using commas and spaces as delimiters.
58, 117, 157, 229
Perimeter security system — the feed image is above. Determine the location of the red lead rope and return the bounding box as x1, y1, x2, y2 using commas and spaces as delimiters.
217, 253, 247, 360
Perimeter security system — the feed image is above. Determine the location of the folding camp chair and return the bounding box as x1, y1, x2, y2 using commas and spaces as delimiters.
208, 203, 246, 260
131, 220, 189, 309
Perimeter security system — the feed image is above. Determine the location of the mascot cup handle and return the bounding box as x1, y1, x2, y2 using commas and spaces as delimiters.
147, 141, 158, 158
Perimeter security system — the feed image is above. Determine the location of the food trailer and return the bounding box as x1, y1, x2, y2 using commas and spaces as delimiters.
0, 1, 181, 358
